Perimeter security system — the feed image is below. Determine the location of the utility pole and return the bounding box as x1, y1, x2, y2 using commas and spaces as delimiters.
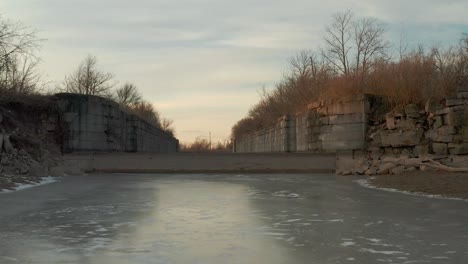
209, 131, 212, 150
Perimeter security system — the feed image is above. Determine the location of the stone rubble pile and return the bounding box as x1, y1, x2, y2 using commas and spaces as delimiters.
0, 108, 68, 190
338, 87, 468, 176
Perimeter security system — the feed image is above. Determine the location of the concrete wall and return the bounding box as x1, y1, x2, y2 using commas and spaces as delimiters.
64, 152, 336, 173
234, 95, 370, 153
234, 116, 294, 152
56, 93, 178, 153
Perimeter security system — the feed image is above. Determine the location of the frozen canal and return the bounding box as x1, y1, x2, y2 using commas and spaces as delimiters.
0, 173, 467, 264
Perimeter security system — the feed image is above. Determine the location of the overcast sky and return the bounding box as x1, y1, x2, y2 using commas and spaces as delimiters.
1, 0, 467, 143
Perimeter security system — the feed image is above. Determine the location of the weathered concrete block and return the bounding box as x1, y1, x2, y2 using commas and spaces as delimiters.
457, 92, 468, 99
328, 113, 366, 125
322, 140, 366, 151
386, 115, 395, 130
389, 130, 423, 147
319, 123, 366, 133
379, 131, 392, 147
369, 132, 381, 146
405, 104, 420, 118
443, 110, 466, 127
463, 127, 468, 142
425, 98, 438, 114
432, 143, 448, 155
433, 115, 443, 129
436, 105, 464, 115
414, 145, 429, 157
438, 125, 457, 135
445, 98, 464, 107
395, 119, 415, 130
448, 143, 468, 155
319, 131, 364, 142
434, 134, 454, 143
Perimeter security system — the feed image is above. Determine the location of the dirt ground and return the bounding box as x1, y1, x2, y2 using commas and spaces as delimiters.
369, 171, 468, 199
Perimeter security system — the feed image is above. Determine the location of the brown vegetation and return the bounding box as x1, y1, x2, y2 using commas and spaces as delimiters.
180, 137, 232, 152
232, 10, 468, 139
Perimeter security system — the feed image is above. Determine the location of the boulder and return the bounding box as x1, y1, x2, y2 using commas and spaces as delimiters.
379, 131, 392, 147
448, 143, 468, 155
390, 130, 423, 147
369, 132, 382, 146
386, 114, 395, 130
405, 104, 420, 119
365, 166, 378, 176
378, 162, 396, 175
425, 98, 438, 114
395, 119, 415, 130
391, 166, 406, 175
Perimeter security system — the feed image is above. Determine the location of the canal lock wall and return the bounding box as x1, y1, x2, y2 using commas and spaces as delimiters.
233, 88, 468, 175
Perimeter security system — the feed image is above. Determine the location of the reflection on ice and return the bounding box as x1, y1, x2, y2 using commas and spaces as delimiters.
0, 174, 467, 264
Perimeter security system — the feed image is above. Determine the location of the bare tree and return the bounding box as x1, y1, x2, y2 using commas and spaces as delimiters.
0, 15, 41, 93
323, 10, 353, 76
322, 10, 388, 77
63, 55, 115, 96
353, 17, 388, 76
4, 56, 42, 94
115, 82, 142, 106
161, 117, 175, 136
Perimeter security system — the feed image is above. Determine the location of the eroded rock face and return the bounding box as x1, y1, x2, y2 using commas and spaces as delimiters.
341, 90, 468, 176
2, 134, 14, 153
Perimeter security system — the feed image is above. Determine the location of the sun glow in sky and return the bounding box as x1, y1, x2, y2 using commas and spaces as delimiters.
1, 0, 467, 143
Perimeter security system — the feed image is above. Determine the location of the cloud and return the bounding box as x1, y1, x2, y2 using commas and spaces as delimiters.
1, 0, 467, 142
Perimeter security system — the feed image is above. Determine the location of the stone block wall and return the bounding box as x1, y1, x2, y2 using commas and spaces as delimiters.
338, 87, 468, 175
56, 93, 178, 153
234, 95, 370, 153
369, 87, 468, 157
234, 116, 293, 152
307, 94, 369, 152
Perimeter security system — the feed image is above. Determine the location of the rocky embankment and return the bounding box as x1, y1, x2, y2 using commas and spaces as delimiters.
0, 99, 68, 191
338, 87, 468, 176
